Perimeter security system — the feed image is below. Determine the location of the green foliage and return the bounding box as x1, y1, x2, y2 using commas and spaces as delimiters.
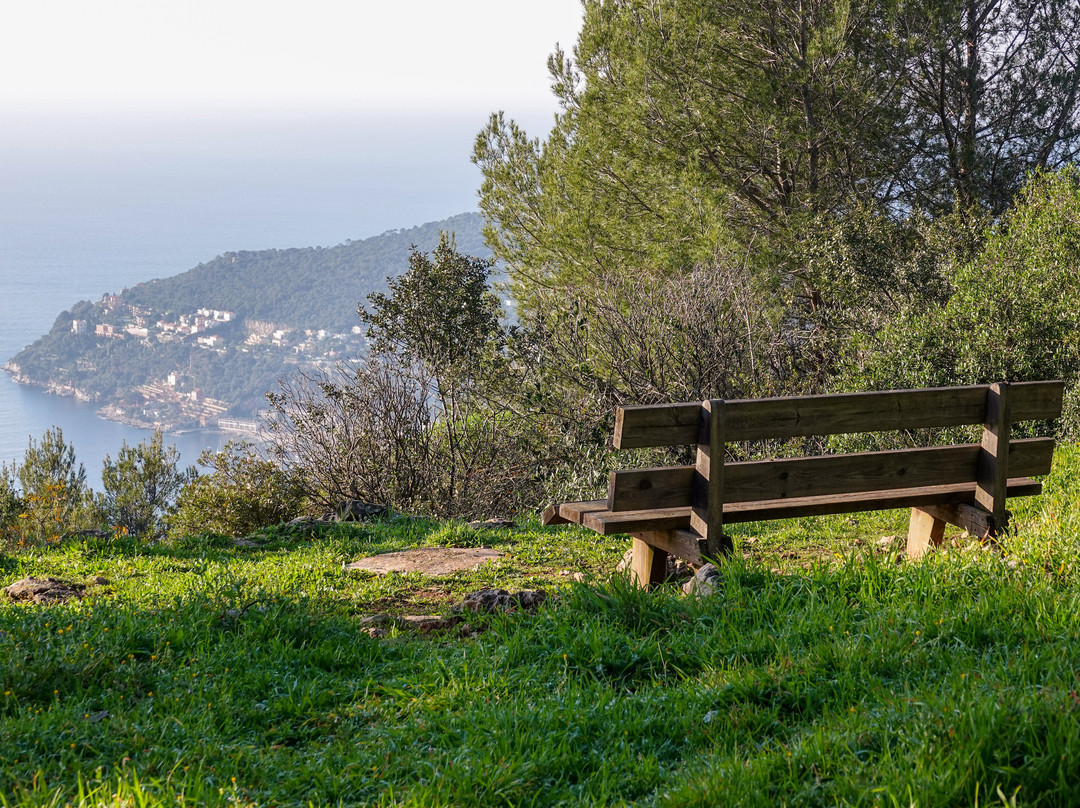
271, 239, 553, 518
96, 432, 193, 540
848, 168, 1080, 433
361, 232, 501, 376
5, 428, 92, 546
474, 0, 902, 299
890, 0, 1080, 213
167, 442, 305, 539
474, 0, 1080, 397
0, 465, 22, 548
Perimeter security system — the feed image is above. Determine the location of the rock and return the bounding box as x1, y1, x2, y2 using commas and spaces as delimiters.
3, 577, 86, 604
344, 547, 502, 576
358, 614, 462, 635
682, 564, 723, 597
459, 588, 546, 614
615, 549, 694, 581
398, 615, 462, 633
322, 500, 390, 523
467, 518, 515, 530
287, 516, 328, 528
359, 615, 391, 628
233, 538, 260, 548
62, 529, 112, 541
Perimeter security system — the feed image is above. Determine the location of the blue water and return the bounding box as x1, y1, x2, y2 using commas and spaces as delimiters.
0, 108, 518, 487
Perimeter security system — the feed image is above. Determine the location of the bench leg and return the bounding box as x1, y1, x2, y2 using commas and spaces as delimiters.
630, 536, 669, 589
906, 507, 947, 559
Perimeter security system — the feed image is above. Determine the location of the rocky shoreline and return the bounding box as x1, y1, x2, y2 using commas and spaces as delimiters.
3, 363, 95, 403
95, 403, 190, 433
4, 363, 220, 436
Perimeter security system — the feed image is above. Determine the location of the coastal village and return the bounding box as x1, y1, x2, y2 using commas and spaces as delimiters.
63, 292, 368, 435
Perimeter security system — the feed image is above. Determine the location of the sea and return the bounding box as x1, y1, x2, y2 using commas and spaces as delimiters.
0, 107, 521, 488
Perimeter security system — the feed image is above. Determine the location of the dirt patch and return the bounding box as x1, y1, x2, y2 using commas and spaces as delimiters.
344, 547, 503, 576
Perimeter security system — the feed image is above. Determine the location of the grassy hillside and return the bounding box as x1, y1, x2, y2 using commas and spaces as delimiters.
1, 446, 1079, 806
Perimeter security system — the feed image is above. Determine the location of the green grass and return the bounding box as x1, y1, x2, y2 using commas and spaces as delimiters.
3, 446, 1080, 806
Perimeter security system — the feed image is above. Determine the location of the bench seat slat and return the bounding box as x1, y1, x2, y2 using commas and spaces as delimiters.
608, 437, 1054, 510
549, 477, 1043, 536
614, 381, 1065, 448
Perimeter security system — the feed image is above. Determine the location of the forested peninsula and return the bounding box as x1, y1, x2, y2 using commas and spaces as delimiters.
3, 212, 490, 432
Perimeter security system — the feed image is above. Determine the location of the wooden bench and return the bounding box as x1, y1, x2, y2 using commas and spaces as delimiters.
542, 381, 1064, 587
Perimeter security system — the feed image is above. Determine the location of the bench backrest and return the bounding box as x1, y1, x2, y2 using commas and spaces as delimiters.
608, 381, 1064, 552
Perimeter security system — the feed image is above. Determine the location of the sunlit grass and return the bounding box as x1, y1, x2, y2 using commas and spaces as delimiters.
2, 446, 1080, 805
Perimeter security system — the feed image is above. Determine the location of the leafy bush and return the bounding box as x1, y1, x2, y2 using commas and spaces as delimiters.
96, 432, 193, 540
3, 427, 93, 546
267, 235, 555, 519
847, 168, 1080, 434
167, 442, 304, 539
0, 464, 22, 550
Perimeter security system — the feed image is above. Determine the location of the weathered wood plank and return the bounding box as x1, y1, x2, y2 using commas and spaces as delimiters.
607, 438, 1053, 509
612, 381, 1064, 448
614, 403, 701, 448
543, 500, 607, 526
721, 478, 1041, 524
584, 506, 693, 535
690, 399, 725, 553
906, 507, 947, 559
975, 382, 1011, 531
608, 466, 695, 511
586, 477, 1043, 534
541, 503, 569, 525
668, 529, 709, 564
629, 535, 668, 589
638, 529, 707, 565
725, 437, 1051, 503
916, 502, 998, 541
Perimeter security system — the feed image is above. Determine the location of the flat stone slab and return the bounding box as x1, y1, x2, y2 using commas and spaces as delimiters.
344, 547, 503, 576
3, 577, 86, 604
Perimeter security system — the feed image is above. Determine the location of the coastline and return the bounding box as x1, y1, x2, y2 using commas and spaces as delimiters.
3, 363, 94, 404
4, 363, 226, 437
5, 365, 264, 443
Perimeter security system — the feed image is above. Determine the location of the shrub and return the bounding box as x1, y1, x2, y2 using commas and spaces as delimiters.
266, 348, 555, 519
267, 236, 555, 519
96, 432, 192, 540
0, 464, 22, 550
847, 168, 1080, 435
6, 427, 93, 546
167, 442, 304, 539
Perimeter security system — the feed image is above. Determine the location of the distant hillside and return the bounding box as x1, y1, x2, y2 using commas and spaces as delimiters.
5, 212, 494, 427
122, 212, 490, 333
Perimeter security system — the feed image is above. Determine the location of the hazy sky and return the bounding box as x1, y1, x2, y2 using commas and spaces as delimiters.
2, 0, 584, 114
0, 1, 585, 247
